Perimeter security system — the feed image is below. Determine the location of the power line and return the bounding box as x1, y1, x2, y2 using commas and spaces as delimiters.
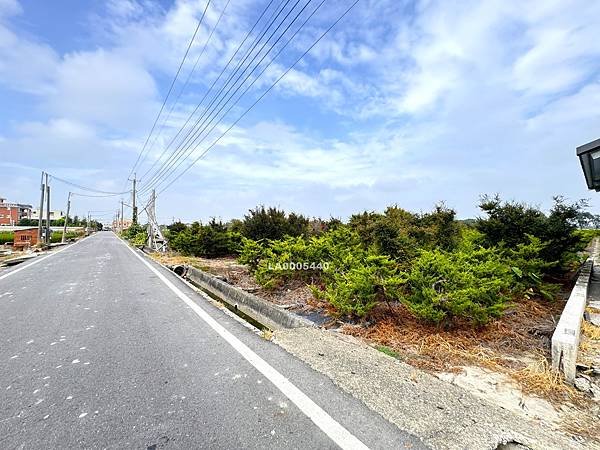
139, 0, 279, 183
71, 191, 129, 198
141, 0, 321, 195
49, 174, 130, 195
139, 0, 295, 192
140, 0, 305, 194
139, 0, 231, 178
155, 0, 360, 197
124, 0, 211, 185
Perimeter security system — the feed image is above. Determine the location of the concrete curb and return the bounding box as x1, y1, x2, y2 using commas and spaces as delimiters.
551, 257, 593, 383
184, 265, 314, 331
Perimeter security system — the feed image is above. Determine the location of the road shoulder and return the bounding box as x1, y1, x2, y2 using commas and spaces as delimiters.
274, 327, 590, 450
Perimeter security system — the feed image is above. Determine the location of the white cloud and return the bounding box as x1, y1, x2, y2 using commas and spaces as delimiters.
1, 0, 600, 221
47, 49, 158, 130
0, 0, 21, 18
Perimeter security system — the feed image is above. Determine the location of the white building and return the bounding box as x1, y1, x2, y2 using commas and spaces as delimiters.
31, 209, 65, 220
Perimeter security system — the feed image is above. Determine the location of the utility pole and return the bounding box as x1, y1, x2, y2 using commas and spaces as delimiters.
61, 192, 71, 243
120, 200, 124, 232
147, 189, 155, 248
129, 174, 138, 225
45, 173, 51, 244
37, 171, 45, 244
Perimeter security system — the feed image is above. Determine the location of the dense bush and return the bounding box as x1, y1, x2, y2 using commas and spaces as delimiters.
240, 206, 308, 241
240, 227, 404, 318
186, 197, 590, 326
168, 219, 241, 257
317, 253, 405, 319
477, 195, 587, 268
403, 247, 512, 326
121, 223, 148, 246
49, 231, 82, 243
348, 204, 461, 266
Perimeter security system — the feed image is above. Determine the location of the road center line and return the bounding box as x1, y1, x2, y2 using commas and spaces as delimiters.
0, 237, 85, 281
120, 237, 369, 450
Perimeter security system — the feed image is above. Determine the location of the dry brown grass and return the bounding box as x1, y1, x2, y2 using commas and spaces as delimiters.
149, 252, 322, 310
513, 355, 584, 404
343, 299, 586, 405
582, 321, 600, 340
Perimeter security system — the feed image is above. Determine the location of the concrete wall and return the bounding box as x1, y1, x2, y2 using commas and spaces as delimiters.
185, 266, 313, 330
551, 258, 594, 383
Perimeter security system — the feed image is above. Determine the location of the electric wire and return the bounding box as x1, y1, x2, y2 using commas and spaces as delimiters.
139, 0, 278, 183
154, 0, 361, 197
139, 0, 229, 176
139, 0, 306, 194
139, 0, 295, 191
141, 0, 322, 195
49, 174, 130, 195
124, 0, 210, 185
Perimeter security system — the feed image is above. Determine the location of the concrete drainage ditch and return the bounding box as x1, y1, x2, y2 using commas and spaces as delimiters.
167, 264, 314, 331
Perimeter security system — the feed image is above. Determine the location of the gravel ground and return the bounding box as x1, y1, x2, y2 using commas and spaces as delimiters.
274, 327, 597, 450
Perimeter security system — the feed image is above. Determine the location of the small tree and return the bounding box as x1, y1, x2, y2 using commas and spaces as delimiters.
241, 206, 308, 241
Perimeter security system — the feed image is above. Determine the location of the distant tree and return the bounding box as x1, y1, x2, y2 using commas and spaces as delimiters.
241, 206, 308, 241
167, 221, 187, 234
476, 194, 587, 267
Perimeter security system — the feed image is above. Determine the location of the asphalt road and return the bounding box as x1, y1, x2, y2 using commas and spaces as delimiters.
0, 232, 424, 449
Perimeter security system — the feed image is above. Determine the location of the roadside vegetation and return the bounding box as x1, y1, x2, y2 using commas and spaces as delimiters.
145, 196, 600, 432
159, 197, 595, 327
0, 230, 84, 245
0, 231, 13, 245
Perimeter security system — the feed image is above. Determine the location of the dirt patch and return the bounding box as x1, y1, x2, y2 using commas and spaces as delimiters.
150, 253, 326, 314
342, 299, 586, 403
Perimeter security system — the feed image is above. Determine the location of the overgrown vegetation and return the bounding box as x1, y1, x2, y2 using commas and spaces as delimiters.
233, 196, 591, 326
0, 230, 82, 245
18, 216, 100, 229
237, 206, 309, 241
166, 219, 241, 257
121, 223, 148, 246
50, 231, 82, 243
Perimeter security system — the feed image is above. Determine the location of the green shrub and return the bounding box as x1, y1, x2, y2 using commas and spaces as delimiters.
47, 230, 82, 243
240, 226, 404, 318
0, 231, 14, 244
316, 253, 405, 319
348, 204, 461, 266
574, 228, 600, 247
504, 235, 558, 300
168, 219, 241, 257
122, 223, 146, 240
477, 195, 587, 269
240, 206, 308, 241
238, 238, 268, 271
131, 231, 148, 246
404, 247, 512, 326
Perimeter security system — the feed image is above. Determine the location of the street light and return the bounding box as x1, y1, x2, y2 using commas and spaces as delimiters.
577, 138, 600, 191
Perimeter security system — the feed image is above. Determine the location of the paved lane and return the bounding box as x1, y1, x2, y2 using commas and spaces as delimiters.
0, 232, 423, 449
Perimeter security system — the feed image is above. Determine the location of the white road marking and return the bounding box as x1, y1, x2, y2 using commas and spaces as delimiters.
0, 237, 86, 281
121, 238, 369, 450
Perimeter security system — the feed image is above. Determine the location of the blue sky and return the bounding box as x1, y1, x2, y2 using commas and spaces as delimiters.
1, 0, 599, 224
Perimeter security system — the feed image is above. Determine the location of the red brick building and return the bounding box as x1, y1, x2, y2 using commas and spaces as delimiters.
13, 228, 38, 249
0, 197, 32, 226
